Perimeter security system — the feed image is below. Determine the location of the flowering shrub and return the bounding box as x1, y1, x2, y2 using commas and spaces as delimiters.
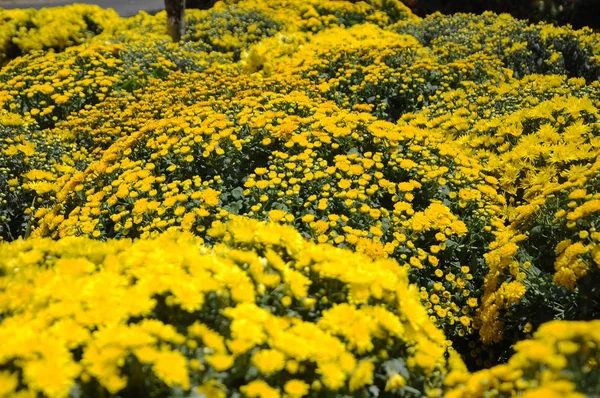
0, 216, 457, 397
476, 156, 600, 358
402, 0, 598, 30
222, 0, 417, 32
446, 319, 600, 397
245, 23, 509, 121
0, 5, 119, 65
182, 6, 281, 61
25, 64, 504, 359
401, 46, 600, 363
1, 0, 600, 395
394, 12, 600, 81
405, 74, 600, 200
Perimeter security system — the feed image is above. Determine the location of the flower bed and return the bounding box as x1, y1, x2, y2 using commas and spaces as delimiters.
0, 0, 599, 396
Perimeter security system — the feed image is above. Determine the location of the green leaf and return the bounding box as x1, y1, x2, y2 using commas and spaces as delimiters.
399, 385, 423, 396
272, 202, 289, 211
231, 186, 245, 200
69, 385, 82, 398
382, 358, 410, 379
224, 201, 242, 215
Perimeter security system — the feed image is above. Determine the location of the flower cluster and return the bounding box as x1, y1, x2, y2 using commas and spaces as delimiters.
1, 0, 600, 395
26, 64, 503, 353
446, 320, 600, 397
405, 74, 600, 201
0, 5, 119, 65
477, 155, 600, 358
223, 0, 417, 33
0, 216, 456, 397
394, 12, 600, 81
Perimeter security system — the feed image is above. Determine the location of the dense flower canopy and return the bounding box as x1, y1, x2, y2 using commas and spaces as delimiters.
0, 0, 599, 397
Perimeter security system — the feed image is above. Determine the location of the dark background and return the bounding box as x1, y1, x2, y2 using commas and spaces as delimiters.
399, 0, 600, 30
185, 0, 600, 30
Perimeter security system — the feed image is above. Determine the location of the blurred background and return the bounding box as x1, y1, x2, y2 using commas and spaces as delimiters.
185, 0, 600, 30
0, 0, 598, 30
400, 0, 600, 30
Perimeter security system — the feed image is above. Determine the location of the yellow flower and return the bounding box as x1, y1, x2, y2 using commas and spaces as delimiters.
0, 371, 18, 397
22, 357, 81, 398
568, 189, 586, 200
301, 214, 315, 222
269, 209, 287, 223
152, 350, 190, 390
385, 373, 407, 391
252, 349, 286, 375
318, 362, 346, 390
567, 200, 600, 221
205, 354, 235, 372
240, 380, 280, 398
197, 380, 227, 398
349, 359, 374, 391
338, 179, 352, 189
283, 379, 309, 397
285, 270, 311, 299
201, 188, 221, 207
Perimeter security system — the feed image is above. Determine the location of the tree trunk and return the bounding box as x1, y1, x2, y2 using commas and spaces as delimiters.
165, 0, 186, 42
